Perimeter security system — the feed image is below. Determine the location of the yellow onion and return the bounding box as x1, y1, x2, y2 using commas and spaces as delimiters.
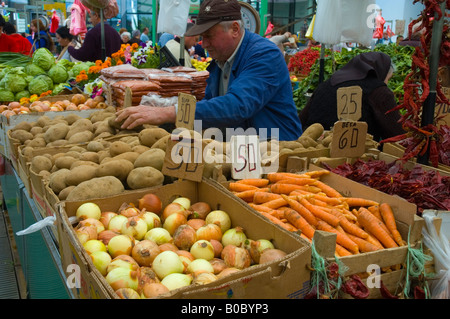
190, 240, 215, 261
144, 227, 172, 245
120, 206, 140, 218
75, 225, 97, 245
83, 239, 107, 255
136, 266, 159, 295
76, 202, 101, 220
138, 193, 162, 215
141, 282, 169, 298
90, 250, 112, 276
188, 202, 211, 220
106, 267, 139, 291
115, 288, 140, 299
247, 239, 275, 264
172, 197, 191, 210
209, 258, 227, 274
99, 211, 117, 229
186, 258, 214, 274
192, 272, 218, 285
152, 250, 184, 280
221, 245, 251, 269
107, 214, 128, 232
205, 210, 231, 234
221, 226, 247, 247
217, 267, 240, 279
121, 216, 148, 240
158, 243, 178, 252
259, 249, 287, 264
106, 255, 139, 274
162, 202, 187, 221
176, 250, 195, 272
76, 218, 105, 234
163, 212, 187, 236
97, 230, 120, 245
173, 224, 197, 250
196, 223, 222, 242
210, 239, 223, 258
140, 211, 161, 230
131, 240, 160, 267
107, 234, 134, 258
187, 218, 206, 231
161, 273, 192, 291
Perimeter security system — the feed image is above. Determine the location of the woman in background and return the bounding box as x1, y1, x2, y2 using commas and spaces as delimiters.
55, 26, 80, 62
27, 19, 55, 52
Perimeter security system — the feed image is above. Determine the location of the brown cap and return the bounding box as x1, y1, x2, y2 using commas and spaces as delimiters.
184, 0, 242, 36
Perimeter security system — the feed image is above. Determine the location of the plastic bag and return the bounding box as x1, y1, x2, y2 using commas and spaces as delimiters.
422, 210, 450, 299
16, 216, 78, 236
140, 94, 178, 107
313, 0, 342, 44
157, 0, 191, 36
305, 15, 316, 40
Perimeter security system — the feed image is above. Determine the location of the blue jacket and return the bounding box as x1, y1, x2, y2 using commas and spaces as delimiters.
27, 31, 50, 51
195, 30, 303, 141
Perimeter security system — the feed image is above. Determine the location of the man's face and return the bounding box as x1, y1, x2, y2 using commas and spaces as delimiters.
200, 22, 240, 62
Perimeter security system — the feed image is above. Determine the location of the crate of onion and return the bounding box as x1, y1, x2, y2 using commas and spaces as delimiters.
56, 178, 312, 299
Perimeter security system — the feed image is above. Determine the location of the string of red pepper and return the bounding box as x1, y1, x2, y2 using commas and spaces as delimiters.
380, 0, 449, 168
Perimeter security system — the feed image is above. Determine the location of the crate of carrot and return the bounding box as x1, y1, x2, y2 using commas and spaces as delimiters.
227, 168, 425, 298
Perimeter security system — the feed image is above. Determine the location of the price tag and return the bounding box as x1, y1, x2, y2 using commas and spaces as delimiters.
161, 130, 204, 182
337, 86, 362, 121
176, 93, 197, 130
330, 121, 367, 158
123, 87, 132, 108
230, 135, 262, 179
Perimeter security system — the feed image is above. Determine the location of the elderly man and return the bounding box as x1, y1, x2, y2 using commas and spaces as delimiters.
116, 0, 302, 141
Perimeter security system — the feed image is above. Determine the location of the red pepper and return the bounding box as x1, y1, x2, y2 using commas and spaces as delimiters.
379, 280, 399, 299
414, 286, 426, 299
341, 275, 369, 299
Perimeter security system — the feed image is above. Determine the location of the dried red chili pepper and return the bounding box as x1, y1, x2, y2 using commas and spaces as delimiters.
341, 275, 369, 299
379, 280, 399, 299
414, 285, 426, 299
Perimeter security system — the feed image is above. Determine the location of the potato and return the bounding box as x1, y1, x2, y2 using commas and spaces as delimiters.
55, 156, 77, 169
78, 151, 99, 163
30, 155, 53, 174
64, 114, 82, 125
86, 140, 105, 152
70, 160, 99, 169
30, 126, 44, 136
58, 186, 76, 200
297, 136, 319, 149
94, 121, 116, 136
95, 159, 134, 181
132, 145, 150, 154
279, 140, 304, 150
13, 121, 33, 132
36, 116, 51, 128
109, 141, 132, 157
300, 123, 324, 141
25, 137, 46, 148
90, 111, 114, 123
126, 167, 164, 190
108, 151, 140, 164
67, 131, 94, 144
320, 135, 333, 147
66, 118, 94, 140
44, 122, 70, 143
38, 170, 51, 181
10, 129, 34, 144
107, 115, 123, 129
46, 139, 69, 147
150, 134, 170, 151
138, 127, 170, 147
66, 176, 125, 201
65, 165, 98, 186
48, 168, 71, 194
133, 149, 165, 170
97, 150, 111, 163
21, 146, 34, 158
69, 146, 87, 153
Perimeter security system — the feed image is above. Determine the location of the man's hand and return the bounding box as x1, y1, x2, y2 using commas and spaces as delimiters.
115, 105, 177, 130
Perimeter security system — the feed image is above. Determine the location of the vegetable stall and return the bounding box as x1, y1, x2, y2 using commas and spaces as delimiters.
0, 0, 449, 301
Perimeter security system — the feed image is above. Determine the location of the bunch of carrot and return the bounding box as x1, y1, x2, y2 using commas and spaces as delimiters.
228, 171, 406, 257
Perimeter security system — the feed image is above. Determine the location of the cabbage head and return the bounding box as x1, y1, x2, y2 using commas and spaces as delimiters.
0, 90, 15, 102
15, 90, 30, 100
28, 76, 51, 95
52, 83, 70, 95
2, 69, 28, 93
48, 64, 69, 84
32, 48, 55, 71
25, 64, 46, 77
57, 59, 74, 71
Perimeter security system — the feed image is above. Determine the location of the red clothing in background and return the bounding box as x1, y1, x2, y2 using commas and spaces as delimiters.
0, 33, 32, 55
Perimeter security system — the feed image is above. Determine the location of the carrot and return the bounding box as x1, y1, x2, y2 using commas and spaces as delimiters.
335, 244, 353, 257
280, 195, 318, 226
270, 183, 313, 195
234, 188, 269, 200
301, 233, 312, 243
328, 209, 369, 239
253, 191, 282, 204
368, 205, 383, 221
275, 177, 317, 186
343, 197, 379, 207
357, 208, 398, 249
269, 209, 287, 220
248, 203, 274, 213
259, 211, 293, 231
297, 197, 340, 227
312, 180, 343, 198
316, 220, 359, 254
228, 182, 258, 192
365, 231, 385, 250
236, 178, 269, 187
379, 203, 404, 246
261, 197, 288, 209
267, 172, 313, 183
284, 208, 316, 239
283, 222, 298, 232
303, 170, 330, 179
346, 233, 381, 253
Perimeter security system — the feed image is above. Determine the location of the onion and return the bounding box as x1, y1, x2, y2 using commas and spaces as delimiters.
141, 282, 169, 298
152, 250, 184, 280
190, 240, 215, 261
76, 202, 101, 220
186, 258, 215, 274
99, 211, 118, 228
121, 216, 148, 240
173, 224, 197, 250
188, 202, 211, 220
107, 214, 128, 232
248, 239, 275, 264
136, 266, 159, 295
196, 223, 222, 242
115, 288, 141, 299
221, 226, 247, 247
221, 245, 251, 269
138, 193, 162, 215
140, 211, 161, 230
75, 225, 97, 245
97, 230, 120, 245
210, 239, 223, 258
107, 234, 134, 258
161, 273, 192, 291
259, 249, 287, 264
187, 218, 206, 231
83, 239, 107, 255
209, 258, 227, 274
158, 243, 178, 252
176, 250, 195, 272
192, 272, 218, 285
205, 210, 231, 234
131, 240, 161, 267
163, 212, 187, 235
120, 206, 140, 218
77, 218, 105, 234
106, 255, 139, 274
89, 250, 112, 276
144, 227, 172, 245
106, 267, 139, 291
172, 197, 191, 210
162, 203, 187, 221
217, 267, 240, 279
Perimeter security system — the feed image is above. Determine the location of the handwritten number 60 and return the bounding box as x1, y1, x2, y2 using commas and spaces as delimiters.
338, 128, 359, 149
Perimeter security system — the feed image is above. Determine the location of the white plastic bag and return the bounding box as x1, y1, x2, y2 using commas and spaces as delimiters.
157, 0, 191, 36
422, 210, 450, 299
313, 0, 342, 45
16, 216, 78, 236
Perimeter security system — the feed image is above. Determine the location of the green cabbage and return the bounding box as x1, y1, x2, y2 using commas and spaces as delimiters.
2, 69, 28, 93
25, 64, 46, 77
31, 48, 55, 71
52, 83, 70, 95
68, 62, 94, 78
48, 65, 69, 84
15, 90, 30, 100
0, 90, 15, 102
28, 76, 50, 95
57, 59, 74, 71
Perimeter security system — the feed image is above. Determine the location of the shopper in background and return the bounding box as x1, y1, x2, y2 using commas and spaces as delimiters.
158, 32, 174, 47
119, 27, 128, 35
116, 0, 303, 141
0, 17, 32, 55
164, 23, 198, 67
376, 31, 392, 45
55, 26, 81, 62
140, 27, 150, 43
299, 51, 404, 141
269, 31, 297, 55
3, 22, 16, 35
121, 31, 131, 44
27, 19, 55, 52
68, 9, 122, 62
130, 29, 141, 45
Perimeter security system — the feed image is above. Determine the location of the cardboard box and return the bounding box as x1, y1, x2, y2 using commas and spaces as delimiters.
57, 178, 312, 299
